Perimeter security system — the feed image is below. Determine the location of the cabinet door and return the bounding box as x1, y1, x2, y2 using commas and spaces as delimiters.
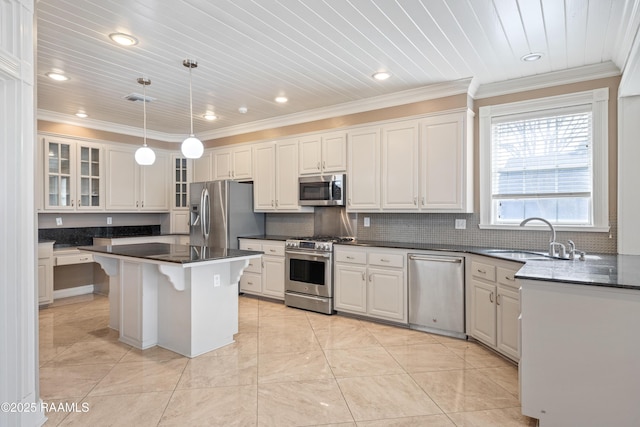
471, 279, 497, 346
497, 285, 520, 360
299, 136, 322, 175
240, 272, 262, 295
262, 256, 285, 298
420, 113, 464, 210
334, 264, 367, 314
347, 127, 380, 210
192, 152, 213, 182
275, 140, 299, 210
45, 139, 75, 210
367, 267, 406, 322
381, 121, 419, 210
171, 211, 190, 234
106, 147, 139, 210
37, 261, 53, 305
140, 151, 169, 210
76, 144, 103, 210
253, 143, 276, 211
321, 132, 347, 173
213, 149, 232, 180
172, 155, 190, 209
233, 146, 253, 180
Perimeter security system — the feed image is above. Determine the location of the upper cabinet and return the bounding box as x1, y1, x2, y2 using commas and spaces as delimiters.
299, 131, 346, 175
346, 110, 474, 213
192, 151, 213, 183
212, 145, 253, 181
43, 136, 104, 211
253, 139, 312, 212
105, 146, 170, 211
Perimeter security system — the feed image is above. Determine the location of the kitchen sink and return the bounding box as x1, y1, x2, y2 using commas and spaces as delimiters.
485, 250, 563, 261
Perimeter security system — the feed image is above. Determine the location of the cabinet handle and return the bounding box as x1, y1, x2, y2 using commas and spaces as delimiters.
413, 197, 417, 206
79, 257, 89, 261
271, 200, 275, 207
275, 200, 279, 207
71, 200, 74, 207
489, 291, 494, 303
361, 272, 365, 281
317, 161, 320, 170
323, 160, 326, 169
269, 249, 276, 253
380, 258, 390, 262
247, 281, 253, 285
497, 294, 501, 305
477, 269, 486, 274
346, 256, 354, 259
77, 199, 81, 207
136, 201, 139, 208
421, 197, 425, 206
142, 201, 144, 208
505, 275, 515, 281
368, 273, 373, 282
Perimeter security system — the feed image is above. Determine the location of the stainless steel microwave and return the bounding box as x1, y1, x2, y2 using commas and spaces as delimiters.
299, 174, 345, 206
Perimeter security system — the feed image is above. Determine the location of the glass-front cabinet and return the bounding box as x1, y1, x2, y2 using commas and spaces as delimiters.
44, 136, 103, 210
170, 154, 191, 234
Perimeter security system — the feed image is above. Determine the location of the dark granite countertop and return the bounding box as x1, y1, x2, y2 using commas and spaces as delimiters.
79, 243, 263, 265
336, 240, 639, 290
238, 235, 292, 242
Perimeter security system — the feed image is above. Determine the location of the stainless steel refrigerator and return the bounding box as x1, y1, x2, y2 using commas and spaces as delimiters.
189, 181, 265, 249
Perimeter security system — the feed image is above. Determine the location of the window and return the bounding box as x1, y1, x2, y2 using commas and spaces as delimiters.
479, 89, 609, 231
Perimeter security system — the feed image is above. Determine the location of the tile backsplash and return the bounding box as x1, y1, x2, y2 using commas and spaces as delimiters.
266, 212, 617, 254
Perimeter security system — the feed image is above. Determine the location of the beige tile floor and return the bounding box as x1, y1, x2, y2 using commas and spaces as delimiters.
39, 294, 537, 426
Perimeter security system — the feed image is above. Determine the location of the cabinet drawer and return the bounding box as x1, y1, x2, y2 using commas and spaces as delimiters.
240, 272, 262, 293
497, 267, 518, 288
368, 252, 404, 268
56, 253, 94, 266
245, 257, 262, 274
335, 250, 367, 264
262, 243, 284, 257
471, 261, 496, 281
239, 241, 262, 252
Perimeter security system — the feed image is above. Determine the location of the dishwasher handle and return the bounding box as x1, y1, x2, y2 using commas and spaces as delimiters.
409, 255, 462, 263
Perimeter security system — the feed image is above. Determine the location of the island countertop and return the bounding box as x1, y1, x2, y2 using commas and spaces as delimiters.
79, 243, 263, 265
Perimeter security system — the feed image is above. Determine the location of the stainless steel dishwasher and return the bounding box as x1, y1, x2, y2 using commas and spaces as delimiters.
408, 253, 466, 339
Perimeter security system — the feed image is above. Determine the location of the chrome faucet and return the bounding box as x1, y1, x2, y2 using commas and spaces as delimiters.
519, 217, 566, 258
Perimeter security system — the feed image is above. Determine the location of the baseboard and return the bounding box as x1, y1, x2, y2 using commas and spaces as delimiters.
53, 284, 95, 300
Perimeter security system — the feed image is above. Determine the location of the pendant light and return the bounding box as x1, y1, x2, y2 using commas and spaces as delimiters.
181, 59, 204, 159
134, 77, 156, 165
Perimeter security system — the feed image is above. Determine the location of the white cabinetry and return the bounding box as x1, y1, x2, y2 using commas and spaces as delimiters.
253, 140, 310, 212
38, 242, 54, 306
334, 245, 407, 323
43, 136, 104, 211
171, 155, 191, 234
192, 151, 213, 182
346, 110, 473, 213
346, 127, 380, 210
468, 256, 520, 361
213, 145, 252, 181
299, 131, 346, 175
106, 146, 170, 211
238, 239, 285, 300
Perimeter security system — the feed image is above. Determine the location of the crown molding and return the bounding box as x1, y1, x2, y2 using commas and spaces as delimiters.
38, 78, 473, 142
197, 78, 473, 140
37, 110, 184, 142
474, 62, 621, 99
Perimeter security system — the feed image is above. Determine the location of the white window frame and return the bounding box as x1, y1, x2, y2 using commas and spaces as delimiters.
479, 88, 610, 232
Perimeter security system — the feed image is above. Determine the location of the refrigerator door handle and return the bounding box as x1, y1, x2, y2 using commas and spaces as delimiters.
202, 187, 210, 242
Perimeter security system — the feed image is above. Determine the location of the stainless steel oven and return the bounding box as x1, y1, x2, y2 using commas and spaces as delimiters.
284, 238, 340, 314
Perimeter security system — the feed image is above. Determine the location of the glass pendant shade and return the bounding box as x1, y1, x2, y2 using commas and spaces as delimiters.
135, 77, 155, 165
181, 135, 204, 159
135, 145, 156, 165
181, 59, 203, 159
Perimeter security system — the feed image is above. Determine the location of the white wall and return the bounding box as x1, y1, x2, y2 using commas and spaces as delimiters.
617, 95, 640, 255
0, 1, 44, 426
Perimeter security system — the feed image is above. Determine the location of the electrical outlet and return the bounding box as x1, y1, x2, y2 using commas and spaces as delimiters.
55, 217, 63, 226
455, 219, 466, 229
107, 216, 112, 225
364, 217, 370, 227
214, 274, 221, 287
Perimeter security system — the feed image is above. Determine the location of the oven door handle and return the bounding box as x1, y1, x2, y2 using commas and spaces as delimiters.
286, 250, 331, 259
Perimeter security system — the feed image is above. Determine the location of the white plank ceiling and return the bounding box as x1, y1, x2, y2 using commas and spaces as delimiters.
36, 0, 640, 141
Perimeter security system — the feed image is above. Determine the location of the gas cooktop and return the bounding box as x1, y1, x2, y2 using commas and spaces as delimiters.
285, 236, 355, 252
289, 236, 356, 243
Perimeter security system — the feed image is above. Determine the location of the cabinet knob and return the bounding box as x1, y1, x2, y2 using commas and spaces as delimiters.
136, 201, 139, 208
77, 199, 81, 207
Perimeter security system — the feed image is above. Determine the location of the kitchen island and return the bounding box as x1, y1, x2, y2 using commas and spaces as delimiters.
79, 243, 262, 358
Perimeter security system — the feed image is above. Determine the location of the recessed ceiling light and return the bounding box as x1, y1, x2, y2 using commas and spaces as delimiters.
372, 71, 391, 81
238, 106, 248, 114
203, 112, 217, 121
521, 53, 543, 62
109, 32, 138, 46
75, 111, 88, 118
275, 96, 288, 104
45, 72, 69, 81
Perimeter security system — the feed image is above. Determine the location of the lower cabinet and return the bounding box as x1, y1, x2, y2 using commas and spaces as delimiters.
334, 245, 407, 323
238, 239, 285, 300
38, 242, 54, 306
469, 255, 521, 361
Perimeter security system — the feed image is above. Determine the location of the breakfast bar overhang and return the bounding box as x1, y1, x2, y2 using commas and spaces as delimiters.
79, 243, 262, 358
